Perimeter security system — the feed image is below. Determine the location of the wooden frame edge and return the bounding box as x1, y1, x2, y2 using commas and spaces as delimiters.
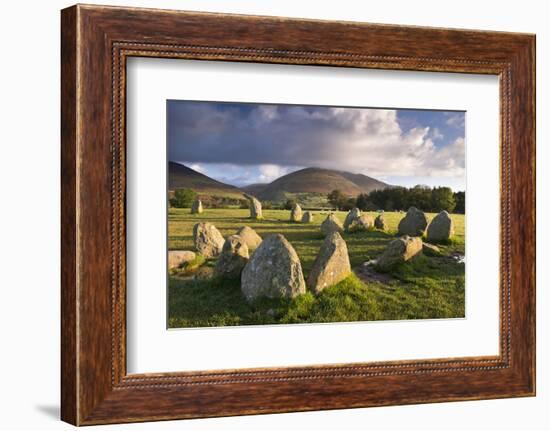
61, 4, 79, 425
60, 4, 536, 425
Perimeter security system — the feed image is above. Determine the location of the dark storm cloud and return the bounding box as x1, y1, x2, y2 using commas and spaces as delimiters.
167, 101, 465, 179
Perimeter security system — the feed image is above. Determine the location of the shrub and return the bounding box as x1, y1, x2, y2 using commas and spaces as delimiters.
169, 188, 197, 208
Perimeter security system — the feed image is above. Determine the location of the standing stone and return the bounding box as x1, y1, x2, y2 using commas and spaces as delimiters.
190, 199, 203, 214
374, 214, 387, 231
301, 211, 314, 223
397, 207, 428, 236
192, 222, 225, 258
376, 236, 423, 271
241, 234, 306, 302
214, 235, 249, 279
307, 232, 351, 294
427, 211, 455, 242
347, 214, 375, 233
321, 213, 344, 236
343, 208, 362, 230
168, 250, 196, 269
244, 194, 262, 219
290, 203, 303, 222
236, 226, 262, 250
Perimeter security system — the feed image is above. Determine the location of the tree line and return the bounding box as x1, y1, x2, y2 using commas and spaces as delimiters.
328, 186, 465, 214
170, 185, 465, 214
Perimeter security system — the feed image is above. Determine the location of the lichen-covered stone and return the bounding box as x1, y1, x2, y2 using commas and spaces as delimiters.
347, 214, 375, 233
397, 207, 428, 236
307, 232, 351, 294
192, 222, 225, 258
374, 214, 387, 231
422, 242, 442, 256
241, 234, 306, 302
321, 213, 344, 236
301, 211, 314, 223
214, 235, 249, 279
235, 226, 262, 250
168, 250, 196, 269
427, 210, 455, 242
290, 203, 303, 222
376, 235, 423, 271
244, 194, 262, 219
343, 208, 361, 230
190, 199, 203, 214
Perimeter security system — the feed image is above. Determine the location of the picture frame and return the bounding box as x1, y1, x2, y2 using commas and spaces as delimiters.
61, 4, 535, 425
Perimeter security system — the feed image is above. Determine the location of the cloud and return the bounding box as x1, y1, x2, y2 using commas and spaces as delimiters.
168, 102, 465, 181
444, 112, 466, 129
189, 163, 205, 173
430, 127, 444, 140
422, 137, 465, 177
257, 164, 296, 183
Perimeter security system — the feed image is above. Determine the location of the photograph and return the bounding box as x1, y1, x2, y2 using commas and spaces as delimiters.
166, 100, 466, 328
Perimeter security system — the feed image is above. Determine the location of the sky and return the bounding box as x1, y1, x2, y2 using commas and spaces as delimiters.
167, 100, 466, 191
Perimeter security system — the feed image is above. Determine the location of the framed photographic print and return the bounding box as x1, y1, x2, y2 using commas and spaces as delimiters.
61, 4, 535, 425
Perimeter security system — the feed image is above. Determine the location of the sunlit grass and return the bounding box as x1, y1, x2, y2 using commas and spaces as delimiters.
168, 208, 465, 328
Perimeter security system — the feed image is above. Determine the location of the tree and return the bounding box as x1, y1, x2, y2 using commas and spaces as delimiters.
341, 197, 356, 211
454, 191, 465, 214
430, 187, 456, 213
169, 188, 197, 208
356, 193, 370, 211
356, 186, 462, 213
407, 185, 432, 211
284, 198, 297, 210
327, 189, 348, 210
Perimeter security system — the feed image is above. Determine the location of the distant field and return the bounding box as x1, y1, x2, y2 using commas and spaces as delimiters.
168, 208, 465, 328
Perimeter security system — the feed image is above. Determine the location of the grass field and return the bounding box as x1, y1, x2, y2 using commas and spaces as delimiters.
168, 209, 465, 328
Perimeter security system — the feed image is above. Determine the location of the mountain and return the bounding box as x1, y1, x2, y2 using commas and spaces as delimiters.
241, 183, 269, 195
244, 167, 389, 201
169, 162, 389, 204
168, 162, 245, 199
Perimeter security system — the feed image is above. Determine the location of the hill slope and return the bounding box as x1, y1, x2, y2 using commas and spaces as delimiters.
241, 183, 269, 196
168, 162, 245, 199
247, 167, 389, 201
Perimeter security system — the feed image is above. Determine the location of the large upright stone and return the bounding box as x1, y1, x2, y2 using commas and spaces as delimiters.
427, 211, 455, 242
347, 214, 374, 233
236, 226, 262, 250
376, 235, 423, 271
321, 213, 344, 236
190, 199, 203, 214
397, 207, 428, 236
307, 232, 351, 294
301, 211, 314, 223
214, 235, 249, 279
244, 194, 262, 219
192, 222, 225, 258
241, 234, 306, 302
290, 203, 303, 222
344, 208, 362, 231
374, 213, 387, 231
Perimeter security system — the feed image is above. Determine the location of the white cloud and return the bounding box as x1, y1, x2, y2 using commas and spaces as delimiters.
445, 112, 466, 128
189, 163, 205, 173
422, 137, 465, 177
258, 164, 293, 183
169, 104, 465, 182
430, 127, 444, 140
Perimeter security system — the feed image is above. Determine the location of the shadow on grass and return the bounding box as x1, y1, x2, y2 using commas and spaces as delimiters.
169, 274, 384, 328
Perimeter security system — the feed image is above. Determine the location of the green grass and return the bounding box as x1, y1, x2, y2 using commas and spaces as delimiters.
168, 208, 465, 328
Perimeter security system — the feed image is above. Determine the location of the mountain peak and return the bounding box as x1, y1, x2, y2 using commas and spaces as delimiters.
169, 162, 389, 203
168, 162, 245, 199
244, 166, 389, 201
